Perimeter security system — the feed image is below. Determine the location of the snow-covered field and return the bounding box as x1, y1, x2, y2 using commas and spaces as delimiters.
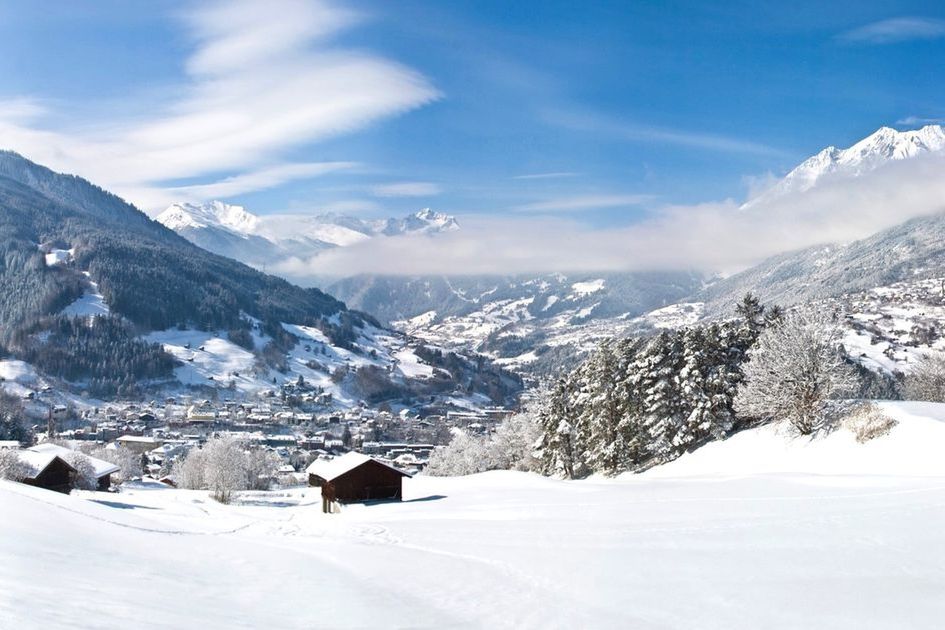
4, 401, 945, 629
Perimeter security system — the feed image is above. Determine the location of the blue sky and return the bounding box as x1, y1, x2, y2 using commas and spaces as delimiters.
1, 1, 945, 238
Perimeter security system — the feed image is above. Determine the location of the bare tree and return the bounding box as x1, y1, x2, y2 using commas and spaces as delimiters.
735, 309, 858, 434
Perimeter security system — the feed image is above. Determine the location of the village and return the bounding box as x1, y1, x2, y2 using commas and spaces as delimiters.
0, 376, 516, 496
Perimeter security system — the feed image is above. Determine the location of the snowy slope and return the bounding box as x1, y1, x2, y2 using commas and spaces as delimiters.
646, 401, 945, 477
4, 403, 945, 629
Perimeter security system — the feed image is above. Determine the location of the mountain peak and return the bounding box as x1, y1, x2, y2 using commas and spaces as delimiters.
381, 208, 459, 236
744, 124, 945, 208
157, 201, 260, 234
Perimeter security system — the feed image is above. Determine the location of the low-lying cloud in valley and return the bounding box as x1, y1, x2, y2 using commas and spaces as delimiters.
274, 153, 945, 280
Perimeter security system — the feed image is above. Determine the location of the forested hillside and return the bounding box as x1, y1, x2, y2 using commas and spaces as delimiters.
0, 151, 362, 394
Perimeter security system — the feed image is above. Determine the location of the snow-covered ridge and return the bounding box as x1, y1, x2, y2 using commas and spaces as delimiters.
156, 202, 461, 266
158, 201, 259, 234
745, 124, 945, 208
157, 201, 458, 241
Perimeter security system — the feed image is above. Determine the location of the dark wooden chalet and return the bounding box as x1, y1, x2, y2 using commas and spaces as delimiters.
27, 443, 120, 491
18, 451, 76, 493
306, 452, 411, 502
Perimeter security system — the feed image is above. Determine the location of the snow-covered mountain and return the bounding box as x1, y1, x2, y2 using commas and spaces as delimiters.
327, 272, 706, 376
156, 202, 459, 267
745, 124, 945, 208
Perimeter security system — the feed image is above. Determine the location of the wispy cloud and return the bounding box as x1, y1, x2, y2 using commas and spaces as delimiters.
896, 115, 945, 127
372, 181, 442, 197
0, 0, 440, 213
163, 161, 358, 205
545, 109, 787, 158
512, 193, 653, 213
512, 172, 580, 180
838, 17, 945, 45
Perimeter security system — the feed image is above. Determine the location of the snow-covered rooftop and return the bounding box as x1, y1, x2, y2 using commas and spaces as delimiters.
28, 443, 120, 478
305, 452, 410, 481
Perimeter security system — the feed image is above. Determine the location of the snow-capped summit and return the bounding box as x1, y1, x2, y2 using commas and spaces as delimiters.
157, 201, 259, 235
381, 208, 460, 236
158, 201, 461, 268
745, 124, 945, 208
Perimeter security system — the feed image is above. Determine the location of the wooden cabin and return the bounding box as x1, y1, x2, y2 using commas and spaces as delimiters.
26, 443, 121, 491
306, 452, 410, 502
17, 451, 76, 493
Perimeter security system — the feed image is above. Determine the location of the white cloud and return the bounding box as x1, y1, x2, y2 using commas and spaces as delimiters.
372, 181, 442, 197
170, 161, 357, 200
512, 194, 653, 213
0, 0, 440, 213
544, 109, 787, 158
896, 115, 945, 126
839, 17, 945, 44
0, 97, 47, 122
272, 153, 945, 278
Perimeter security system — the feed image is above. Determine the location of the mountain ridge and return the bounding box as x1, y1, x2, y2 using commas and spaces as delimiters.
744, 124, 945, 208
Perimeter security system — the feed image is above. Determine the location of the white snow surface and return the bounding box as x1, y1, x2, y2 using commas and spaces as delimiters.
62, 274, 108, 318
43, 248, 74, 267
3, 400, 945, 628
570, 278, 605, 296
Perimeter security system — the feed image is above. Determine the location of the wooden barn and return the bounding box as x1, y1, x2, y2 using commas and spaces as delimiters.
27, 443, 121, 491
306, 452, 411, 502
17, 451, 76, 493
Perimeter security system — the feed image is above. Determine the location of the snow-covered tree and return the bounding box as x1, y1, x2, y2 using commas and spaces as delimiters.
0, 449, 31, 481
425, 431, 489, 476
903, 351, 945, 402
173, 447, 208, 491
245, 449, 281, 491
489, 410, 542, 472
581, 342, 629, 475
82, 445, 142, 485
0, 393, 31, 444
537, 378, 587, 478
202, 437, 249, 504
735, 309, 858, 434
426, 411, 542, 477
66, 452, 98, 490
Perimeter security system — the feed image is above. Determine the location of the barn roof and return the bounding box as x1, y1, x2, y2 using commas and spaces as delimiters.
305, 452, 411, 482
28, 443, 120, 478
16, 450, 75, 479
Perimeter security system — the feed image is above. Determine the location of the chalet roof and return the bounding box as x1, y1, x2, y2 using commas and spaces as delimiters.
305, 452, 411, 482
28, 443, 120, 478
16, 450, 75, 479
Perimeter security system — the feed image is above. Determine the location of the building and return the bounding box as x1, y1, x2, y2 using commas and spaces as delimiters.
27, 443, 121, 491
306, 453, 411, 502
115, 435, 163, 455
17, 451, 75, 493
